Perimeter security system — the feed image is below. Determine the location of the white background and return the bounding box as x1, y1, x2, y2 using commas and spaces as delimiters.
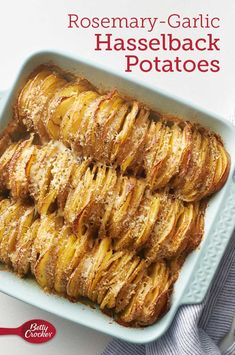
0, 1, 235, 354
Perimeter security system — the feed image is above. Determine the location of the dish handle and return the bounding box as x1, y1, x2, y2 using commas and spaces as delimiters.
180, 176, 235, 306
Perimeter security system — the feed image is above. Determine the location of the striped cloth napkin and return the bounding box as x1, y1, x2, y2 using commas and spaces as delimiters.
102, 231, 235, 355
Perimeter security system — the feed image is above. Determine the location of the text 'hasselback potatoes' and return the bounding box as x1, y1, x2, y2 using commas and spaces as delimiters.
15, 66, 230, 201
0, 197, 180, 326
0, 137, 205, 263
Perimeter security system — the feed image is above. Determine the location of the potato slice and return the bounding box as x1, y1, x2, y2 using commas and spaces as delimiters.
17, 69, 52, 126
108, 176, 137, 237
152, 124, 183, 189
99, 253, 139, 309
28, 142, 60, 209
67, 238, 112, 299
186, 201, 206, 251
86, 92, 121, 159
45, 79, 94, 139
164, 203, 195, 258
171, 123, 193, 189
134, 262, 171, 326
30, 73, 66, 140
31, 213, 63, 275
111, 101, 139, 162
54, 225, 90, 294
117, 262, 170, 326
117, 274, 152, 324
0, 201, 25, 264
39, 146, 75, 215
95, 94, 127, 162
108, 178, 146, 239
147, 124, 171, 188
8, 136, 35, 198
34, 224, 66, 290
64, 165, 95, 227
60, 91, 99, 147
145, 196, 182, 261
174, 129, 202, 199
115, 260, 147, 313
114, 193, 160, 250
210, 141, 230, 195
117, 109, 150, 173
0, 141, 22, 190
11, 219, 40, 276
87, 249, 124, 302
179, 132, 210, 201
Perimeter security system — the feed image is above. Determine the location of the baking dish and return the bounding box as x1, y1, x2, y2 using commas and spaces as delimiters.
0, 51, 235, 344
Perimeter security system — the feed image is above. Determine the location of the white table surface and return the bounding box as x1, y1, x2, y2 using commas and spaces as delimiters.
0, 1, 235, 354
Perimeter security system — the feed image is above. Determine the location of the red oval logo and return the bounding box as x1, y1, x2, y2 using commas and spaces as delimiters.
21, 319, 56, 344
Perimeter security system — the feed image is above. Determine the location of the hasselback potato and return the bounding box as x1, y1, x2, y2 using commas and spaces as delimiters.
15, 66, 230, 201
0, 137, 205, 262
0, 197, 179, 326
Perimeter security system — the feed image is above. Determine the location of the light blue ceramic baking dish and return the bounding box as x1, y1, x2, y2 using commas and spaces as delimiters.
0, 51, 235, 344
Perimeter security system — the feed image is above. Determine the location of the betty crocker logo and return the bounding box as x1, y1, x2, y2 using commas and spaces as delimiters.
0, 319, 56, 344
